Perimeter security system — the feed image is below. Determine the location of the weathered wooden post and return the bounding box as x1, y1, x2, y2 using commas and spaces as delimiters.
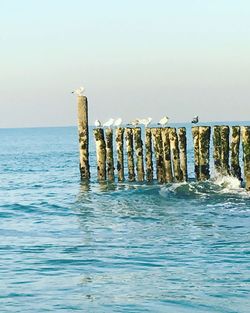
133, 127, 144, 181
77, 96, 90, 180
116, 127, 125, 182
93, 128, 106, 181
169, 128, 182, 182
220, 126, 230, 175
152, 128, 165, 183
125, 128, 135, 182
145, 128, 153, 182
242, 126, 250, 190
213, 126, 221, 173
192, 126, 200, 180
231, 126, 242, 181
178, 127, 187, 181
161, 128, 173, 182
199, 126, 211, 180
105, 128, 114, 181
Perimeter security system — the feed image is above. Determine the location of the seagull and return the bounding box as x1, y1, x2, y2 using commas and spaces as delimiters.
158, 116, 169, 126
114, 118, 122, 127
103, 118, 115, 127
72, 86, 85, 96
191, 116, 199, 124
94, 119, 102, 127
128, 118, 140, 126
139, 117, 152, 127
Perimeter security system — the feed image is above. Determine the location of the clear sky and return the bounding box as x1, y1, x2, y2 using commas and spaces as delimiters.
1, 0, 250, 127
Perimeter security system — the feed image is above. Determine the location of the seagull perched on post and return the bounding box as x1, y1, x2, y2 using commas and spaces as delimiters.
71, 86, 85, 96
128, 119, 139, 126
139, 117, 152, 127
158, 116, 169, 126
94, 120, 102, 127
114, 118, 122, 127
103, 118, 115, 127
191, 116, 199, 124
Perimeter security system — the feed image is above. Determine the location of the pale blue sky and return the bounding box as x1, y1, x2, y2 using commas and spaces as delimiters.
0, 0, 250, 127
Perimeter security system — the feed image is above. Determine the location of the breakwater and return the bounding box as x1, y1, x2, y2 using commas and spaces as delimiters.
77, 96, 250, 190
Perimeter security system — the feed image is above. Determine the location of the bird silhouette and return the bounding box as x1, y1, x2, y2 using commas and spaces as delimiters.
139, 117, 152, 127
158, 116, 169, 126
71, 86, 85, 96
103, 118, 115, 127
94, 120, 102, 127
114, 118, 122, 127
191, 116, 199, 124
128, 119, 140, 126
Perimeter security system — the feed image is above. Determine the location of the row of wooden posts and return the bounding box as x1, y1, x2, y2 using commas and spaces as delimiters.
77, 96, 250, 190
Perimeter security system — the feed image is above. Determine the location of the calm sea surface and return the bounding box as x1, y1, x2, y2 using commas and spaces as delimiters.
0, 125, 249, 313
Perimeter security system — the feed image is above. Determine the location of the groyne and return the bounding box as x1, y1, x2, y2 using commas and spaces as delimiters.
77, 96, 250, 190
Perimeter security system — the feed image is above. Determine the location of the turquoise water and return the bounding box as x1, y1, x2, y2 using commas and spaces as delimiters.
0, 126, 249, 313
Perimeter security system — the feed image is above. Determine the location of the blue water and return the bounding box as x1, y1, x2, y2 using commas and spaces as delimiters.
0, 126, 249, 313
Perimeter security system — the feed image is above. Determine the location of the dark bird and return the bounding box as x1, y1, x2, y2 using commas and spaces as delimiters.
191, 116, 199, 124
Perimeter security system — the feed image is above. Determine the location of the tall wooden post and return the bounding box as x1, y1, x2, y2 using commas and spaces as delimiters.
231, 126, 242, 181
133, 127, 144, 181
105, 128, 114, 181
125, 128, 135, 182
220, 126, 230, 175
152, 128, 165, 183
93, 128, 106, 181
192, 126, 200, 180
169, 128, 182, 182
178, 127, 187, 182
116, 128, 125, 182
199, 126, 211, 180
161, 128, 173, 183
145, 128, 153, 182
242, 126, 250, 190
77, 96, 90, 180
213, 126, 221, 173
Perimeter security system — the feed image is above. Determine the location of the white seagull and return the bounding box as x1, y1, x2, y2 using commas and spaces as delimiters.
158, 116, 169, 126
72, 86, 85, 96
128, 118, 140, 126
191, 116, 199, 124
139, 117, 152, 127
103, 118, 115, 127
114, 118, 122, 127
94, 119, 102, 127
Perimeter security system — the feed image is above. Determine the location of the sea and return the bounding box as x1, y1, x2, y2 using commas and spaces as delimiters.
0, 124, 249, 313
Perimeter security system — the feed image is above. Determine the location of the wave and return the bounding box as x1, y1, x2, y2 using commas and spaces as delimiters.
159, 175, 250, 199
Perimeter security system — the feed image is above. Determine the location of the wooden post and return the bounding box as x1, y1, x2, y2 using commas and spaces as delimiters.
199, 126, 211, 180
152, 128, 165, 183
105, 128, 114, 181
125, 128, 135, 182
213, 126, 221, 173
77, 96, 90, 180
178, 127, 187, 182
161, 128, 173, 182
93, 128, 106, 181
220, 126, 230, 175
192, 126, 200, 180
231, 126, 242, 181
116, 127, 125, 182
133, 127, 144, 181
169, 127, 182, 182
242, 126, 250, 190
145, 128, 153, 182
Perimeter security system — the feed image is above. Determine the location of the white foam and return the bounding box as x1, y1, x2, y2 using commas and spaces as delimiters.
212, 174, 241, 190
211, 173, 250, 198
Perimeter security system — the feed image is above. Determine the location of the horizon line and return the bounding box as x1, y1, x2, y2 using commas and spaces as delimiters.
1, 120, 250, 130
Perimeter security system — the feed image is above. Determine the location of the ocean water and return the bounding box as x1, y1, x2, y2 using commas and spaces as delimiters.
0, 125, 249, 313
